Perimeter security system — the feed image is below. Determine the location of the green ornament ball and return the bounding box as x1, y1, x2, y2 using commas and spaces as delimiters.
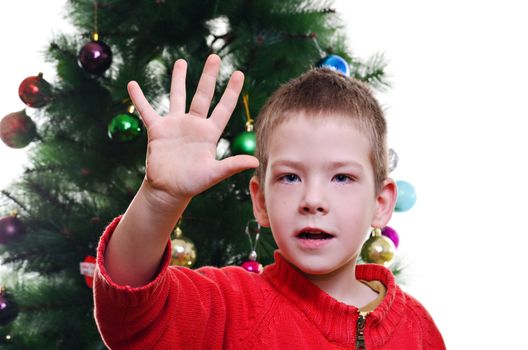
107, 113, 143, 142
231, 131, 256, 155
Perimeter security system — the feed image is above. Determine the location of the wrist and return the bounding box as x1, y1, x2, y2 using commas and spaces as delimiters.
139, 179, 191, 215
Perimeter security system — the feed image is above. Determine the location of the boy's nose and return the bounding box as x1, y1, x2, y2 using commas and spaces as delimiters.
299, 184, 328, 215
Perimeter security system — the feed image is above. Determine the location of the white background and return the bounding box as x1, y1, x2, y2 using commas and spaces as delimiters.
1, 1, 527, 348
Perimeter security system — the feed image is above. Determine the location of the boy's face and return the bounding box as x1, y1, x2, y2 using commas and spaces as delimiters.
250, 113, 396, 278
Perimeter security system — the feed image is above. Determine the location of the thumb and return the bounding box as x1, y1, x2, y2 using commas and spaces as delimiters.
211, 155, 259, 183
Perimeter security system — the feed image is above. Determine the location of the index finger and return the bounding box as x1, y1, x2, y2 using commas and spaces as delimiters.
127, 81, 157, 128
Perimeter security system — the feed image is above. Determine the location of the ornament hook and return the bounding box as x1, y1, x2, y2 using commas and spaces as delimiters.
245, 220, 261, 261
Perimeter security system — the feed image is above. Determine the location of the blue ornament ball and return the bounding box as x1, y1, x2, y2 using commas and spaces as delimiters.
316, 54, 350, 76
395, 180, 417, 212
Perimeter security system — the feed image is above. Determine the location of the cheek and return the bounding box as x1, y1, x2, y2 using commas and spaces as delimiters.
266, 197, 291, 220
333, 191, 376, 221
265, 194, 296, 230
266, 185, 297, 206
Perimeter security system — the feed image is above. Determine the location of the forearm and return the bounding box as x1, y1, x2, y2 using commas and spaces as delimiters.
102, 56, 253, 287
104, 179, 191, 287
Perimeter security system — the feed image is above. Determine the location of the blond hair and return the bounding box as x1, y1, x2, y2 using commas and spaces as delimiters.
254, 68, 388, 193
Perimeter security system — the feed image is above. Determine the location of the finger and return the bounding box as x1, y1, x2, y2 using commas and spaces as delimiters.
169, 59, 187, 114
188, 54, 221, 118
211, 155, 259, 185
209, 71, 244, 131
127, 81, 157, 128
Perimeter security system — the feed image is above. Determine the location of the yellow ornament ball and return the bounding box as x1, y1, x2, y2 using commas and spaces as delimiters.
170, 226, 197, 267
360, 229, 395, 267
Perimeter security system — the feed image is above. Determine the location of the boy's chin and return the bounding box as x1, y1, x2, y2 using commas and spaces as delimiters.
286, 255, 358, 278
299, 265, 343, 277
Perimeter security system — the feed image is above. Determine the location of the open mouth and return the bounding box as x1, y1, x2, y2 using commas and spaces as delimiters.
297, 231, 334, 240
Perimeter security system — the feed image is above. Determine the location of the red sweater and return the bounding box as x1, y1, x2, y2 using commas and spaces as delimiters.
94, 217, 446, 349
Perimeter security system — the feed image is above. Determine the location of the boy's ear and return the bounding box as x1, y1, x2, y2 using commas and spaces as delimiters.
249, 176, 270, 227
371, 178, 398, 228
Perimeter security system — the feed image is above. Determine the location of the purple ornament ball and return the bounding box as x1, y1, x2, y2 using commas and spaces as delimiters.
381, 226, 399, 248
0, 290, 19, 326
78, 41, 112, 75
0, 215, 26, 245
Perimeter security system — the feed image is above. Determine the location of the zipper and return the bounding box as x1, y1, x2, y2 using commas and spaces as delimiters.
356, 311, 369, 350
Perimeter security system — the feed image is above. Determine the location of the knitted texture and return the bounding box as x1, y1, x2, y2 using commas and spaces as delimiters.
94, 216, 446, 349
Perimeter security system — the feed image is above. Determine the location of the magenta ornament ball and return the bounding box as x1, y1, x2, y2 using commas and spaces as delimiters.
241, 260, 261, 273
381, 226, 399, 248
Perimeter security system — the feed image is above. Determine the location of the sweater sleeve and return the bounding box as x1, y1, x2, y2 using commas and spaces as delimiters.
405, 294, 446, 350
421, 309, 446, 350
93, 216, 230, 350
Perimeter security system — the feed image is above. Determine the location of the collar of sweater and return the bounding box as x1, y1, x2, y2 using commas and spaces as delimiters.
262, 251, 406, 346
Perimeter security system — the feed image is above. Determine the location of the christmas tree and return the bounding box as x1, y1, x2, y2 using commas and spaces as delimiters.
0, 0, 391, 348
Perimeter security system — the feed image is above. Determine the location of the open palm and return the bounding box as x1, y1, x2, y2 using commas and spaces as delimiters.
128, 55, 258, 205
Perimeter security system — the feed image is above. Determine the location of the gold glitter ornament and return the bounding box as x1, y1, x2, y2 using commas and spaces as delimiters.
360, 228, 395, 267
170, 225, 197, 267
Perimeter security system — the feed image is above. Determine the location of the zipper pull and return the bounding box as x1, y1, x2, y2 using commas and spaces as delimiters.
356, 311, 368, 350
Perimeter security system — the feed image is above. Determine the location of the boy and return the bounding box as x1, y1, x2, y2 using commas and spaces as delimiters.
94, 54, 445, 349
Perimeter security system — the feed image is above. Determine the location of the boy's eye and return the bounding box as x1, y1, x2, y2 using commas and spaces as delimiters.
279, 173, 300, 183
332, 174, 353, 183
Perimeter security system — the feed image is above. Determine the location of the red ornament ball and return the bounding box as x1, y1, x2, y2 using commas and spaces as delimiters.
0, 110, 37, 148
78, 40, 112, 74
80, 256, 97, 288
18, 73, 53, 108
0, 215, 26, 245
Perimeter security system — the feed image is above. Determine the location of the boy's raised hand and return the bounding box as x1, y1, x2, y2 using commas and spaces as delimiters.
128, 54, 259, 208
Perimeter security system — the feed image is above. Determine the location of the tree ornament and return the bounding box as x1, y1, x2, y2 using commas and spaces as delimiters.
170, 224, 197, 267
0, 289, 19, 326
107, 105, 143, 142
231, 93, 256, 155
241, 258, 262, 273
78, 32, 112, 75
0, 213, 26, 245
18, 73, 53, 108
0, 110, 37, 149
381, 226, 399, 248
240, 220, 263, 273
2, 333, 13, 344
79, 256, 96, 288
216, 138, 231, 159
316, 54, 350, 76
388, 148, 399, 173
231, 128, 256, 155
360, 228, 395, 267
395, 180, 417, 212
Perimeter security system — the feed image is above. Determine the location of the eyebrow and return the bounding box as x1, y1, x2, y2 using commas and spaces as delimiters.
270, 159, 365, 171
